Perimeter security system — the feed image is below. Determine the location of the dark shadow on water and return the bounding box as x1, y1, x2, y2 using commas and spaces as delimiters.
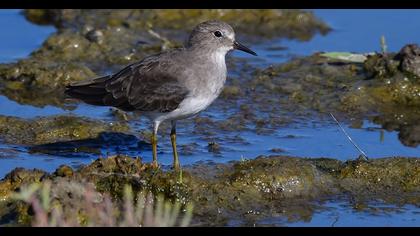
28, 132, 150, 158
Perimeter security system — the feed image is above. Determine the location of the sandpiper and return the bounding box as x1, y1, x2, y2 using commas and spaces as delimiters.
65, 20, 257, 170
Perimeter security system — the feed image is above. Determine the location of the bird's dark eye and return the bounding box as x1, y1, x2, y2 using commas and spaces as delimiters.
214, 31, 222, 37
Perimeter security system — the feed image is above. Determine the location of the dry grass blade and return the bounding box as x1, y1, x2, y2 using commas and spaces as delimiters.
11, 181, 193, 227
330, 113, 369, 160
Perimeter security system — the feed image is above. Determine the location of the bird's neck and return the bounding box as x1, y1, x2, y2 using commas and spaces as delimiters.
188, 44, 228, 60
186, 46, 228, 94
194, 49, 227, 69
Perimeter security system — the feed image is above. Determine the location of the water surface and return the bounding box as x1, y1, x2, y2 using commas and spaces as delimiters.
0, 9, 419, 227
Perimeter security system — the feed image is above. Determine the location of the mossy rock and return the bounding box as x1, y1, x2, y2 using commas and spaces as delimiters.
227, 156, 338, 199
0, 168, 47, 200
1, 155, 420, 226
0, 115, 130, 145
24, 9, 330, 40
339, 158, 420, 193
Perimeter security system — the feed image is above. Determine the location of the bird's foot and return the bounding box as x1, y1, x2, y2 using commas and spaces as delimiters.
172, 162, 181, 172
151, 160, 160, 170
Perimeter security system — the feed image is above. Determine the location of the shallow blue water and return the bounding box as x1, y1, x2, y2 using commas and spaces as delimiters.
0, 9, 55, 63
249, 9, 420, 64
0, 9, 419, 227
258, 201, 420, 227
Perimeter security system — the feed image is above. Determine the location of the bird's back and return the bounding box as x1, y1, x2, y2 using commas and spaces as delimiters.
65, 48, 193, 113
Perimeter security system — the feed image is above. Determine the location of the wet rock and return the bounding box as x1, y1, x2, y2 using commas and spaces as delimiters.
338, 157, 420, 203
395, 44, 420, 78
108, 108, 134, 121
399, 124, 420, 147
24, 9, 75, 27
0, 155, 420, 226
0, 168, 47, 200
270, 148, 286, 153
217, 114, 248, 132
249, 48, 420, 147
364, 44, 420, 81
207, 142, 221, 153
79, 155, 145, 177
220, 85, 242, 99
179, 143, 199, 156
0, 115, 130, 145
53, 165, 74, 177
364, 53, 399, 78
24, 10, 330, 40
228, 156, 338, 199
85, 29, 104, 44
0, 57, 96, 107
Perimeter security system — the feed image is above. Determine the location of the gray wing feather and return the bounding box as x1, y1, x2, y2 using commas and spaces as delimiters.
66, 50, 189, 113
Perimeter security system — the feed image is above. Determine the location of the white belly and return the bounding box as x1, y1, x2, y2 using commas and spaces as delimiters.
146, 95, 218, 123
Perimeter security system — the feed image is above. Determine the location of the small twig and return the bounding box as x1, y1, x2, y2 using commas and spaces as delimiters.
329, 113, 369, 160
380, 35, 387, 54
331, 214, 339, 227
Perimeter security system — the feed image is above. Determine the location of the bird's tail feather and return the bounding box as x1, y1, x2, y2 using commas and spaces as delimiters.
65, 75, 112, 106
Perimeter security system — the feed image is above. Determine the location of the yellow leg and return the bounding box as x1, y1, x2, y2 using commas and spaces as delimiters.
151, 132, 158, 168
171, 121, 180, 170
151, 121, 160, 169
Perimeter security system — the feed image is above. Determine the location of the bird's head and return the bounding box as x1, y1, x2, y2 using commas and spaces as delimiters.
187, 20, 257, 56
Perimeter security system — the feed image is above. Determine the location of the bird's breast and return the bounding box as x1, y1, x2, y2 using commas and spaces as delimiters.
155, 95, 216, 122
203, 52, 227, 94
152, 51, 228, 123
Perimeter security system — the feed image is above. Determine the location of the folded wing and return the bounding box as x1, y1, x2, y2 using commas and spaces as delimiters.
65, 52, 189, 113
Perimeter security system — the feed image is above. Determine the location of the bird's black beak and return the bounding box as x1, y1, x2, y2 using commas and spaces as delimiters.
233, 41, 257, 56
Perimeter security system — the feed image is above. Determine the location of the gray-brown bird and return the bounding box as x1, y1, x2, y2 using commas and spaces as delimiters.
65, 20, 257, 170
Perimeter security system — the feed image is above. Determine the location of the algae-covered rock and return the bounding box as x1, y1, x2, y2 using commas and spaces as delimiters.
251, 47, 420, 146
24, 9, 330, 40
0, 115, 129, 145
250, 54, 365, 119
396, 44, 420, 78
363, 44, 420, 81
338, 158, 420, 204
0, 168, 47, 200
228, 156, 337, 199
0, 58, 96, 107
53, 165, 74, 177
399, 124, 420, 147
0, 155, 420, 226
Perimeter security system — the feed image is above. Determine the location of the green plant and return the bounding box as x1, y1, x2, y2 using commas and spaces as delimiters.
380, 35, 387, 54
12, 180, 193, 227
